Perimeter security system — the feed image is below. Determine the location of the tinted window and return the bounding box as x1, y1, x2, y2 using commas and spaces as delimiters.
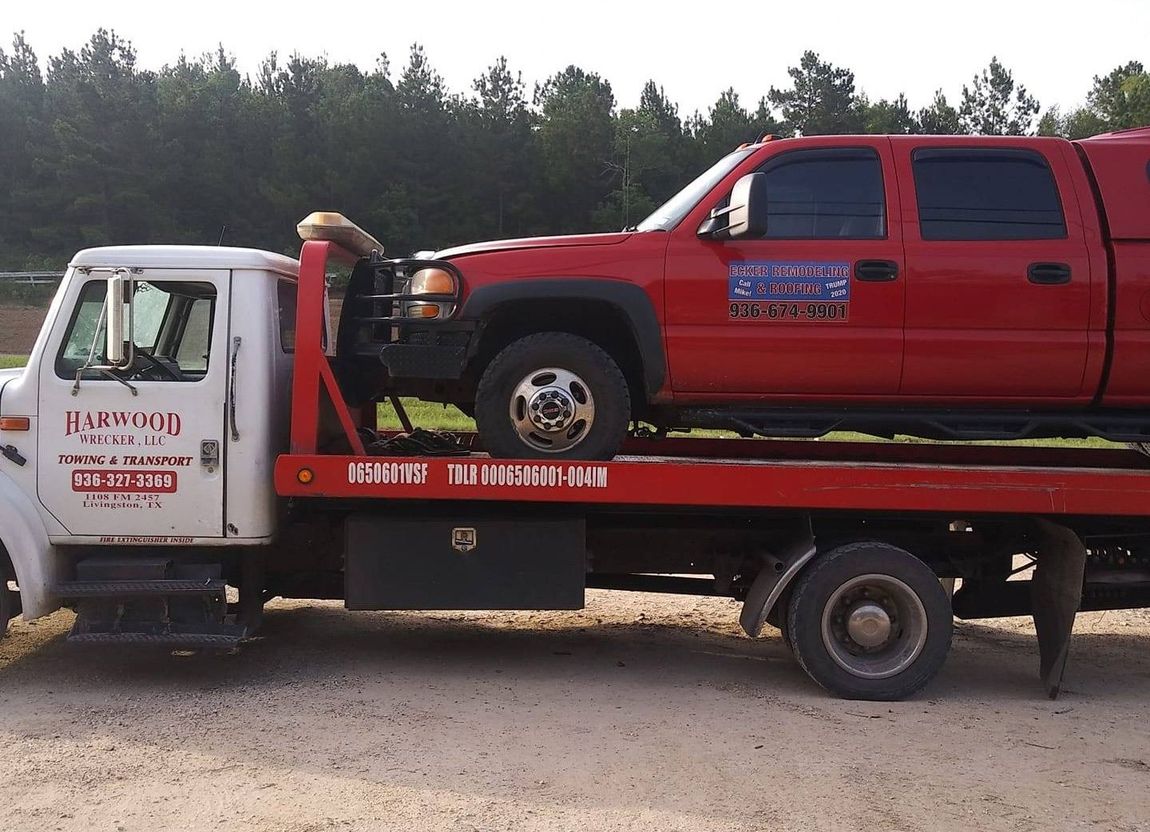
912, 148, 1066, 240
756, 148, 885, 239
278, 280, 297, 353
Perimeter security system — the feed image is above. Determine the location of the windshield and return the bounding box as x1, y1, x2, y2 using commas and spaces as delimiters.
636, 148, 755, 232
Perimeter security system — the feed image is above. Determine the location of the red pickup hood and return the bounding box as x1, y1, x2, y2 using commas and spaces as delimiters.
436, 232, 633, 259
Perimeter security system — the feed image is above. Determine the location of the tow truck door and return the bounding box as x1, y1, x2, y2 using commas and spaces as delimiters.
37, 269, 230, 539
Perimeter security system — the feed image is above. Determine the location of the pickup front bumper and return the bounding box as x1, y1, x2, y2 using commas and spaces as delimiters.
378, 324, 475, 380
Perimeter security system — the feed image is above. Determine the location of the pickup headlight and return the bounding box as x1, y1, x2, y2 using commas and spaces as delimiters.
408, 267, 457, 319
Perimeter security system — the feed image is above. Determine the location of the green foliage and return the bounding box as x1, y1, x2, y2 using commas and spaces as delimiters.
857, 94, 918, 134
533, 66, 617, 233
0, 280, 57, 304
768, 51, 861, 136
1038, 62, 1150, 138
958, 57, 1040, 135
692, 88, 785, 163
917, 91, 961, 135
0, 32, 1141, 267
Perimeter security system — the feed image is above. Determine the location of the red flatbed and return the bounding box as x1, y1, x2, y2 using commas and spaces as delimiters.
265, 239, 1150, 701
276, 437, 1150, 517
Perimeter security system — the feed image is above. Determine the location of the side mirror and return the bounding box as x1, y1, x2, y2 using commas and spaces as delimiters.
105, 269, 133, 368
696, 172, 768, 240
727, 172, 768, 239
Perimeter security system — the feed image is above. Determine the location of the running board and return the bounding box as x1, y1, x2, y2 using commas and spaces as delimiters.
678, 407, 1150, 443
67, 631, 246, 647
55, 579, 227, 599
60, 557, 244, 648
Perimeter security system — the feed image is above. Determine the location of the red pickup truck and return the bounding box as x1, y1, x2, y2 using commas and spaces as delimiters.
338, 127, 1150, 459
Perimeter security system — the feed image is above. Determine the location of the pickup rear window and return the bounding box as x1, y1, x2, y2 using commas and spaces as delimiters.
912, 148, 1066, 241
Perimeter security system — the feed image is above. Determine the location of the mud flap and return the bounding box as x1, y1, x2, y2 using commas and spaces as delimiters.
1030, 519, 1086, 700
739, 521, 816, 638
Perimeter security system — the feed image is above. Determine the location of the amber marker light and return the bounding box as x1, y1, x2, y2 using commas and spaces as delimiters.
297, 468, 315, 485
0, 417, 30, 431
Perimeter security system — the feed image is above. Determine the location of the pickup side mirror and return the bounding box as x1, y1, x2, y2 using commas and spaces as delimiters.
105, 269, 133, 369
726, 172, 768, 239
696, 172, 768, 239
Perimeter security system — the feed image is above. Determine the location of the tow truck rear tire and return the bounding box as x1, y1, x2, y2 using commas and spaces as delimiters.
786, 542, 952, 701
476, 332, 631, 460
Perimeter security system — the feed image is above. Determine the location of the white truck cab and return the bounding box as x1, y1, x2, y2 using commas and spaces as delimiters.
0, 246, 300, 623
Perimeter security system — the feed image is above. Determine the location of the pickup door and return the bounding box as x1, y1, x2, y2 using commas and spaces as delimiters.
663, 136, 905, 398
891, 138, 1098, 401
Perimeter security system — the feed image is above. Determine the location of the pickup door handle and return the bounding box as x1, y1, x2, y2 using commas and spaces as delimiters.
1028, 262, 1072, 285
854, 260, 899, 282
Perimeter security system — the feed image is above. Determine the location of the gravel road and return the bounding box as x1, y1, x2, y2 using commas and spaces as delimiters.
2, 592, 1149, 832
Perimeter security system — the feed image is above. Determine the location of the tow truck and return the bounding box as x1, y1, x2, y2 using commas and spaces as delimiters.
2, 215, 1150, 700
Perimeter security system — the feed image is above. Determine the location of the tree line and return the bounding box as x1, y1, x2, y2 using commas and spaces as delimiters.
0, 30, 1147, 269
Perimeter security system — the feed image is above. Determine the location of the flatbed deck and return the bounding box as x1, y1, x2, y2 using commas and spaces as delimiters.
275, 437, 1150, 517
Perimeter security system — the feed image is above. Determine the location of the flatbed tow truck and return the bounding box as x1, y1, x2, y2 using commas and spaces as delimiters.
4, 222, 1150, 701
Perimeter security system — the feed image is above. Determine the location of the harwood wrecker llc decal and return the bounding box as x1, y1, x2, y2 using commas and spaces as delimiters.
61, 409, 190, 511
728, 261, 851, 322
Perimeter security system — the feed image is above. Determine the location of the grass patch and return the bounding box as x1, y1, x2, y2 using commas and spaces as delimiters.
0, 282, 58, 306
0, 354, 27, 369
377, 399, 475, 432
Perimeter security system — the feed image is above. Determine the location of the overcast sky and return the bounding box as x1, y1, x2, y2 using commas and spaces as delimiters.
6, 0, 1148, 118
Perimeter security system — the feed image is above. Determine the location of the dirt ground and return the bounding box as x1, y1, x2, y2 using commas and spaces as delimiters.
0, 303, 49, 355
2, 593, 1149, 832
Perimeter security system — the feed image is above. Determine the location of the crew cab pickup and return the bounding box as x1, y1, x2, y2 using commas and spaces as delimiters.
340, 128, 1150, 459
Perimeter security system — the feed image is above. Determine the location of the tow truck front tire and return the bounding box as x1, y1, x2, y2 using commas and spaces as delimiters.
1, 563, 18, 637
786, 542, 952, 701
476, 332, 631, 460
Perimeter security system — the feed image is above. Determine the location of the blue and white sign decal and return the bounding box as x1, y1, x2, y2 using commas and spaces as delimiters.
727, 261, 852, 322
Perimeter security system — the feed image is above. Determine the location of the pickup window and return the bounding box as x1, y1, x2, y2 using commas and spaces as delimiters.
755, 148, 885, 240
911, 148, 1066, 241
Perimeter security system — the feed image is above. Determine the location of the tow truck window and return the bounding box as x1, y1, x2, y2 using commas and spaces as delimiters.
912, 148, 1067, 240
55, 280, 217, 382
278, 280, 297, 353
755, 148, 885, 239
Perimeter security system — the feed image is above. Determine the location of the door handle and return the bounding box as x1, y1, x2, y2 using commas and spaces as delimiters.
229, 336, 241, 441
854, 260, 899, 282
1028, 263, 1071, 285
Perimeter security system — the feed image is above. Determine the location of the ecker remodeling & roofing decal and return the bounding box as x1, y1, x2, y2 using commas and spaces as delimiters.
728, 261, 851, 322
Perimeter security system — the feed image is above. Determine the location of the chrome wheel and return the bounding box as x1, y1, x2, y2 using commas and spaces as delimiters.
509, 367, 596, 454
820, 573, 929, 680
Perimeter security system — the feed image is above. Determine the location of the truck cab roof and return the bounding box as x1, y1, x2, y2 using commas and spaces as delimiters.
69, 245, 300, 278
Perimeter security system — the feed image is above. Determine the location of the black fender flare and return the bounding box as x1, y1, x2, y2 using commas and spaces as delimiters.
461, 279, 667, 397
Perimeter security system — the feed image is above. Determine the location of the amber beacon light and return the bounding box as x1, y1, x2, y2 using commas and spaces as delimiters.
296, 212, 384, 258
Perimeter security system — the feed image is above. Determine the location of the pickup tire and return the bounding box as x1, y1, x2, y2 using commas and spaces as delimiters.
786, 542, 952, 701
476, 332, 631, 460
